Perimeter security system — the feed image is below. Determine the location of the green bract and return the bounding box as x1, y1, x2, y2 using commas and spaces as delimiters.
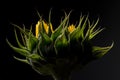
7, 12, 113, 80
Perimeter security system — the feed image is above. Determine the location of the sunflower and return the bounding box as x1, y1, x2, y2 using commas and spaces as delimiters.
6, 11, 113, 80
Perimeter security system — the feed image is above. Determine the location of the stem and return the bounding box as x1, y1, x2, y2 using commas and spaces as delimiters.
51, 70, 71, 80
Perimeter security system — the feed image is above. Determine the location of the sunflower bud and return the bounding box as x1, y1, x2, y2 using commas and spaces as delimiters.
7, 11, 114, 80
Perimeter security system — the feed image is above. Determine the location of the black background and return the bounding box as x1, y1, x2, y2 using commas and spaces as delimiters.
1, 0, 120, 80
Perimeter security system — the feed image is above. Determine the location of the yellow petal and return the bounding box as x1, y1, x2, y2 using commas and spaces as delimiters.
43, 21, 49, 34
50, 23, 54, 33
36, 21, 41, 38
68, 24, 75, 33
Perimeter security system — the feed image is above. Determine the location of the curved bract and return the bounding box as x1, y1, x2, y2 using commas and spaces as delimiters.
6, 11, 114, 80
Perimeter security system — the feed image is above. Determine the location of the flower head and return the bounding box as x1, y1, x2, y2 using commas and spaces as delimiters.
68, 24, 75, 33
6, 11, 114, 79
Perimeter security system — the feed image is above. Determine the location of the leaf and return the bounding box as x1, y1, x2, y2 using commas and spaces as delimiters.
92, 42, 114, 58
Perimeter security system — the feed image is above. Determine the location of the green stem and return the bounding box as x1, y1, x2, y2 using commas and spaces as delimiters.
51, 70, 71, 80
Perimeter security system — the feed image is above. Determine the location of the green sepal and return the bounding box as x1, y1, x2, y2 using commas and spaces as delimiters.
70, 16, 88, 41
20, 31, 26, 47
92, 42, 114, 58
87, 18, 104, 40
14, 29, 25, 49
38, 32, 53, 57
28, 53, 45, 61
89, 27, 104, 40
6, 39, 30, 57
54, 32, 68, 54
11, 23, 29, 36
11, 23, 38, 51
89, 18, 100, 34
27, 34, 38, 51
13, 56, 30, 64
51, 13, 70, 41
48, 9, 53, 36
40, 32, 52, 44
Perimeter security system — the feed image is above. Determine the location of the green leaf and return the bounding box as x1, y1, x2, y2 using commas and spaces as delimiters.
92, 42, 114, 58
